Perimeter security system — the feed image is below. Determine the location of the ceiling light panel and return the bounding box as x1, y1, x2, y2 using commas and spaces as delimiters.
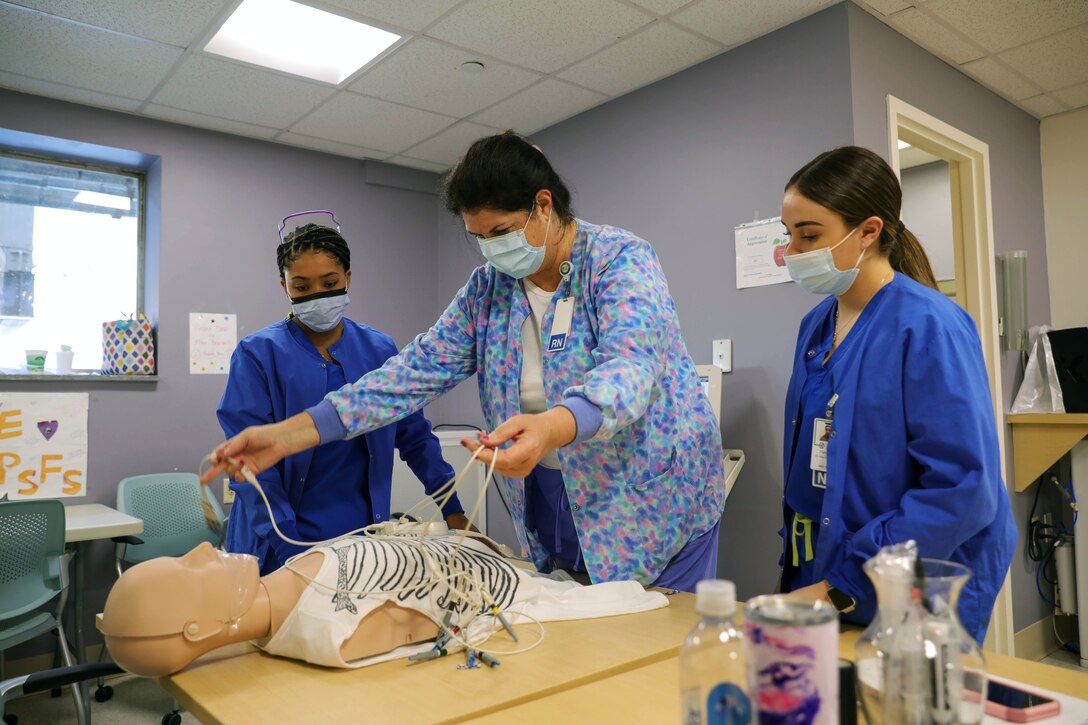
205, 0, 401, 84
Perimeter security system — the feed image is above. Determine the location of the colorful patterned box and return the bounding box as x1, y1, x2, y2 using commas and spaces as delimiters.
102, 314, 156, 375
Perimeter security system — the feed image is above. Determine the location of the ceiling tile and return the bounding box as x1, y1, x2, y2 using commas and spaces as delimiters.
0, 71, 143, 112
428, 0, 653, 73
471, 79, 608, 135
671, 0, 837, 48
0, 5, 182, 98
14, 0, 233, 47
400, 121, 500, 166
1052, 82, 1088, 110
387, 156, 452, 173
143, 104, 281, 139
151, 55, 334, 128
856, 0, 912, 16
319, 0, 464, 32
350, 38, 540, 117
1018, 94, 1069, 118
291, 92, 456, 154
274, 132, 390, 159
558, 21, 719, 96
626, 0, 692, 14
882, 7, 985, 65
925, 0, 1088, 54
999, 25, 1088, 92
960, 58, 1041, 102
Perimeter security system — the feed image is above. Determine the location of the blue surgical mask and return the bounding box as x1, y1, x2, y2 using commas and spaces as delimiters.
784, 227, 864, 296
290, 289, 349, 332
477, 204, 551, 279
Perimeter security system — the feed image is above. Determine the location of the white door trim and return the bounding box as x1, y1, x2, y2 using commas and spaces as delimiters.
887, 95, 1014, 656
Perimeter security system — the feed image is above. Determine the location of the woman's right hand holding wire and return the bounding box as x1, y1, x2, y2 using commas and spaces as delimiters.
200, 412, 321, 484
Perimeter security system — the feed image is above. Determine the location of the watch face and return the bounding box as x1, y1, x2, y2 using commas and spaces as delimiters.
827, 587, 855, 613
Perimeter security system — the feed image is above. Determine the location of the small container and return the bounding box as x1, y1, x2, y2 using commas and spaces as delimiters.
745, 595, 839, 724
56, 346, 75, 374
24, 349, 47, 373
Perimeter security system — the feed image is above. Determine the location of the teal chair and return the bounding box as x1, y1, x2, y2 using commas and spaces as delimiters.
0, 499, 85, 725
113, 472, 225, 573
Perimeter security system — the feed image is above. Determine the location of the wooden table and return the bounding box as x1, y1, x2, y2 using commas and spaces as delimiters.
160, 592, 698, 725
466, 629, 1088, 723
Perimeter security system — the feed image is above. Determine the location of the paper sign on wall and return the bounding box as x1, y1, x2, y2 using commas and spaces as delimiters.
735, 217, 791, 289
190, 313, 237, 375
0, 393, 89, 500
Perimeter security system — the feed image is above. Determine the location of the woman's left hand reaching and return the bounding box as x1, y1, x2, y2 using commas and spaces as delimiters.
461, 407, 576, 477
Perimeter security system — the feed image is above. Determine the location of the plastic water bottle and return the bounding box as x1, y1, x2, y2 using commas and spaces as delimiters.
680, 579, 752, 724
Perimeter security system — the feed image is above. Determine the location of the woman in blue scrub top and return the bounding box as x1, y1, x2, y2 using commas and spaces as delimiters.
205, 134, 726, 591
777, 146, 1016, 643
217, 213, 467, 574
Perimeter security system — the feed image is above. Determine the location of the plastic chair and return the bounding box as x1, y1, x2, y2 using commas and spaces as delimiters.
0, 500, 85, 725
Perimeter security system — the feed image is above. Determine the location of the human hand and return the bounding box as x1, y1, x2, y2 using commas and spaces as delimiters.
201, 413, 320, 485
784, 580, 832, 604
460, 408, 576, 478
444, 512, 480, 534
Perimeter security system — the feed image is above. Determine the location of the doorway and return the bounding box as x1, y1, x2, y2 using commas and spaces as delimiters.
887, 95, 1014, 656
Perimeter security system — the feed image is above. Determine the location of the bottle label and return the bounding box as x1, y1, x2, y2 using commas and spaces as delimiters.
682, 683, 752, 725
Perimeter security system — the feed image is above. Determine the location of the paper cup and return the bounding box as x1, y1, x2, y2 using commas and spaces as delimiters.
56, 349, 75, 374
25, 350, 47, 373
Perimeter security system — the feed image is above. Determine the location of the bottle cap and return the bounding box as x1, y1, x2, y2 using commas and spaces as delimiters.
695, 579, 736, 617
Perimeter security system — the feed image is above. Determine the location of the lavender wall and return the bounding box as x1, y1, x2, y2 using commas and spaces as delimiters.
0, 88, 447, 658
846, 3, 1052, 632
432, 3, 857, 603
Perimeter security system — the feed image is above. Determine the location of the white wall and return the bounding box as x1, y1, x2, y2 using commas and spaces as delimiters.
1041, 107, 1088, 329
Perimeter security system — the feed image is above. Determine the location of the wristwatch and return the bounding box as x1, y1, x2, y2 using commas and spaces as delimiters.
826, 585, 856, 614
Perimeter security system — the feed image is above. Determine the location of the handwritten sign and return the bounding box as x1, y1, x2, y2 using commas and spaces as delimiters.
190, 313, 237, 375
0, 393, 89, 500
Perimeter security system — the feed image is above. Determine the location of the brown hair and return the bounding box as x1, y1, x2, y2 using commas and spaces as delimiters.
787, 146, 938, 289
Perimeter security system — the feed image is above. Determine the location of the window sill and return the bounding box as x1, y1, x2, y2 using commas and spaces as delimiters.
0, 373, 158, 383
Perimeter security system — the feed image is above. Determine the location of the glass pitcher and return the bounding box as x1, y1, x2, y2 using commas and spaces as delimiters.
854, 543, 985, 724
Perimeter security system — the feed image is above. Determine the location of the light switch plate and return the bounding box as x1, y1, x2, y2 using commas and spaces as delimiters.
713, 339, 732, 373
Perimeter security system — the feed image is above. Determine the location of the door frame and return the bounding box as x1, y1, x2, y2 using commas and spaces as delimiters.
887, 95, 1014, 655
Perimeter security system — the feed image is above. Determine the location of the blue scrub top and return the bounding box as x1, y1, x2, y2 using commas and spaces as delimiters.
783, 308, 835, 591
295, 361, 371, 542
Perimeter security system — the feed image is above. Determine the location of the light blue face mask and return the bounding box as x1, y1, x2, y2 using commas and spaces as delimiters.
290, 289, 349, 332
477, 203, 551, 279
784, 227, 864, 296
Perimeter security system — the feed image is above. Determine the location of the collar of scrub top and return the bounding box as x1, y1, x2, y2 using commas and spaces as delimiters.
278, 210, 342, 245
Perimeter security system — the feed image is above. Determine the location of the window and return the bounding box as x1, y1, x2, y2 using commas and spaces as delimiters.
0, 153, 143, 373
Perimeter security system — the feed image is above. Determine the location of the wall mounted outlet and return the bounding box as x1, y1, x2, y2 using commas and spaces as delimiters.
223, 477, 236, 504
713, 339, 733, 373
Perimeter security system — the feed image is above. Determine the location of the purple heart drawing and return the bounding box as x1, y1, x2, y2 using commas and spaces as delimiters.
38, 420, 58, 440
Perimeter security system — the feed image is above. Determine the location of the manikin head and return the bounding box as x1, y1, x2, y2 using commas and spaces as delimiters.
100, 542, 262, 676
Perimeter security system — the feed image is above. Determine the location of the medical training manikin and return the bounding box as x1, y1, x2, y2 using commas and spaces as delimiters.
99, 527, 668, 676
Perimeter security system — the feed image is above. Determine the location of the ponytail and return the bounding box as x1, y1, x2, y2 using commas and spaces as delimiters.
890, 225, 938, 290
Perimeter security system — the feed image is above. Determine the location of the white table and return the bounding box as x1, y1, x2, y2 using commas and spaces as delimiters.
63, 503, 142, 721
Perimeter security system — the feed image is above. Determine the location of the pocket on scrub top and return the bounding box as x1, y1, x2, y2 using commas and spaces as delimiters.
629, 445, 678, 493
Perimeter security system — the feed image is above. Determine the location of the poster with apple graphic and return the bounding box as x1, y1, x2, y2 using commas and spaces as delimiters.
735, 217, 791, 289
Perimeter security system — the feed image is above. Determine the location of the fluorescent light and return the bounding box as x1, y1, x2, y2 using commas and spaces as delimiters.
205, 0, 401, 85
73, 191, 131, 210
897, 139, 912, 150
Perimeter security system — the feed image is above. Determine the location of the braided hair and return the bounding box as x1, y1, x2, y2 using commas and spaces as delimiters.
276, 223, 350, 278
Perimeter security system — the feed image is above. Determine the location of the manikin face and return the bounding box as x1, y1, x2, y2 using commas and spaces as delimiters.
100, 542, 260, 676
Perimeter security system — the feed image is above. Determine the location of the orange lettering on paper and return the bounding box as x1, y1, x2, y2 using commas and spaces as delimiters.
63, 469, 83, 495
0, 451, 21, 485
18, 469, 38, 495
41, 454, 63, 484
0, 409, 22, 439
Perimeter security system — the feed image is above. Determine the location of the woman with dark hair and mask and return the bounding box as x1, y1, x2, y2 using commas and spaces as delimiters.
206, 134, 726, 591
777, 146, 1015, 643
216, 212, 468, 574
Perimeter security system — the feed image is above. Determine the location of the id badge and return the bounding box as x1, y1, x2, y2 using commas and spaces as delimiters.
547, 297, 575, 352
810, 418, 831, 488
